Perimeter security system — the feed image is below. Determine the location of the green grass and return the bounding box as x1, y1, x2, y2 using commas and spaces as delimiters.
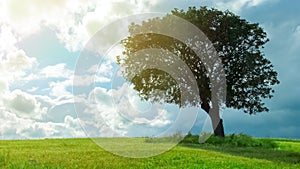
0, 137, 299, 169
275, 140, 300, 153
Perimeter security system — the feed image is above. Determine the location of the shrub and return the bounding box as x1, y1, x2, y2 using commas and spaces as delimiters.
180, 133, 278, 149
144, 131, 184, 143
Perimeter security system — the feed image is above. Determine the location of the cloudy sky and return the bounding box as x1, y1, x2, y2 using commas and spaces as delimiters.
0, 0, 299, 140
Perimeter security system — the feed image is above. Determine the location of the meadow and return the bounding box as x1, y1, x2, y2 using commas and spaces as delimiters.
0, 134, 300, 169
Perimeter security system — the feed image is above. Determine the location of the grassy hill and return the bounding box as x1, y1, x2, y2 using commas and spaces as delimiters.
0, 135, 299, 168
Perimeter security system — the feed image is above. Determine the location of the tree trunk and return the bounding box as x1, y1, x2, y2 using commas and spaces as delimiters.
211, 118, 225, 137
201, 102, 225, 137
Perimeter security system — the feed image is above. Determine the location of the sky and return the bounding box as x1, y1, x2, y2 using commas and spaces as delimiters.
0, 0, 299, 140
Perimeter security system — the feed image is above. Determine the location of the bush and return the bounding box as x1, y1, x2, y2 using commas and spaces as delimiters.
180, 133, 278, 149
144, 131, 184, 143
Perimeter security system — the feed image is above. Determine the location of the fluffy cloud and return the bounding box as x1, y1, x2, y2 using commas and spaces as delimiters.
0, 25, 19, 54
0, 80, 8, 94
40, 63, 72, 79
133, 109, 172, 127
5, 50, 36, 71
0, 88, 85, 139
0, 49, 36, 82
19, 115, 84, 139
73, 74, 111, 86
57, 0, 159, 51
49, 80, 72, 97
0, 0, 160, 56
0, 0, 71, 37
0, 110, 85, 139
74, 60, 113, 86
77, 83, 179, 137
3, 89, 46, 118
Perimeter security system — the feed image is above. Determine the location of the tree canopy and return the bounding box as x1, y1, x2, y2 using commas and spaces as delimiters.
117, 6, 279, 136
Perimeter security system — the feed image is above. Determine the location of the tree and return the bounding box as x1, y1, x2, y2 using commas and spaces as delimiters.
117, 7, 279, 137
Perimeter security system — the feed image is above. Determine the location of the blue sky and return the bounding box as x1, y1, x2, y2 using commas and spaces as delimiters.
0, 0, 299, 139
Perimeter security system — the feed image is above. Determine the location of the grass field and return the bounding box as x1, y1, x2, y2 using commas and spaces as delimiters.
0, 137, 300, 169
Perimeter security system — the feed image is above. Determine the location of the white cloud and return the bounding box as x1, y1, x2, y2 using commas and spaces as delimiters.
97, 61, 113, 76
40, 63, 72, 79
74, 61, 113, 86
77, 83, 176, 137
0, 80, 8, 94
3, 90, 36, 114
50, 0, 159, 52
63, 115, 85, 136
81, 0, 155, 36
247, 0, 275, 7
73, 74, 111, 86
0, 110, 85, 139
93, 87, 113, 106
0, 25, 19, 53
0, 0, 68, 36
0, 94, 85, 139
0, 49, 36, 83
18, 115, 85, 139
49, 80, 72, 97
95, 76, 111, 83
1, 0, 158, 53
0, 20, 37, 87
27, 87, 39, 93
22, 63, 75, 97
133, 109, 172, 127
215, 0, 276, 13
0, 0, 195, 139
5, 50, 36, 72
3, 90, 46, 118
0, 110, 31, 139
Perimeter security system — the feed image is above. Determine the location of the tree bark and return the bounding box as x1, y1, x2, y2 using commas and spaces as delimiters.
201, 102, 225, 137
211, 118, 225, 137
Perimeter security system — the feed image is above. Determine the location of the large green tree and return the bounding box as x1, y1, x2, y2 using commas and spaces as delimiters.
117, 7, 279, 137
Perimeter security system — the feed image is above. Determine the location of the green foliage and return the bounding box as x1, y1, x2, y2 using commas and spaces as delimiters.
181, 133, 278, 148
171, 7, 280, 114
208, 134, 277, 148
145, 132, 278, 149
144, 131, 184, 143
119, 6, 279, 115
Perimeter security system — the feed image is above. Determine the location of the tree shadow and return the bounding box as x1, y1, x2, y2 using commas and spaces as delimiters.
180, 143, 300, 164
